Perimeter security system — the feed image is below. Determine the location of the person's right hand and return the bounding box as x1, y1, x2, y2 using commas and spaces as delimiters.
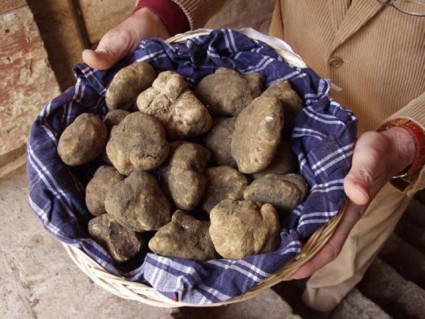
82, 8, 170, 70
288, 126, 415, 280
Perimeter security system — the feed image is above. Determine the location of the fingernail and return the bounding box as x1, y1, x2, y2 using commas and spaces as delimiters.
94, 47, 110, 56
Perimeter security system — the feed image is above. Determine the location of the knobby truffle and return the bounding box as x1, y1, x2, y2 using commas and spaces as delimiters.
252, 140, 296, 179
203, 117, 237, 167
105, 171, 171, 232
149, 210, 218, 262
105, 62, 157, 111
88, 214, 145, 263
202, 166, 248, 213
244, 173, 308, 213
163, 143, 211, 211
105, 112, 169, 175
137, 71, 212, 139
231, 95, 284, 174
57, 113, 108, 166
85, 165, 124, 216
209, 199, 280, 259
195, 68, 263, 116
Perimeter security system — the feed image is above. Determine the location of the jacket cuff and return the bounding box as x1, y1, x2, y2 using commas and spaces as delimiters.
135, 0, 190, 36
378, 118, 425, 195
378, 118, 425, 178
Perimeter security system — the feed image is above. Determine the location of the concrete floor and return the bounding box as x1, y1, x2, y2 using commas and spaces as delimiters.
0, 166, 300, 319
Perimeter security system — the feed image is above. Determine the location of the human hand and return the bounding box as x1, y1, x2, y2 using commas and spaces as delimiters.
82, 8, 170, 70
288, 126, 415, 280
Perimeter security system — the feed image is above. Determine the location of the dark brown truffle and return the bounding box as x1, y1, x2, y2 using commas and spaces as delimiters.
105, 171, 171, 232
195, 68, 263, 116
244, 173, 308, 213
85, 166, 124, 216
149, 210, 218, 262
57, 113, 108, 166
202, 166, 248, 213
88, 214, 144, 263
105, 112, 169, 175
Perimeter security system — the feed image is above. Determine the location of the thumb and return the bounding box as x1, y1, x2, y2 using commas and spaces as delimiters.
343, 132, 387, 206
82, 29, 138, 70
82, 8, 170, 70
82, 49, 116, 71
344, 170, 372, 206
344, 128, 416, 206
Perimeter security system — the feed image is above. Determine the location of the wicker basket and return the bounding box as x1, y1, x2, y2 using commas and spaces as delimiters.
63, 28, 348, 308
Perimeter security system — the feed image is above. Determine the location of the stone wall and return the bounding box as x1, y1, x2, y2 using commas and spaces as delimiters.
0, 2, 60, 177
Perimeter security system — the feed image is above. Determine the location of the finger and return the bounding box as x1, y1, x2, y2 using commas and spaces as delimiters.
82, 49, 114, 71
344, 132, 387, 205
344, 173, 370, 206
82, 8, 170, 70
288, 201, 364, 280
82, 29, 137, 70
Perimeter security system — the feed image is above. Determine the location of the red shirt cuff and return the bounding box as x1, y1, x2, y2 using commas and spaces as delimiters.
135, 0, 190, 36
378, 118, 425, 178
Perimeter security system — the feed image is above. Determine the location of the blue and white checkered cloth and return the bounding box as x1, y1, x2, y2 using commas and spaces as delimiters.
27, 29, 357, 304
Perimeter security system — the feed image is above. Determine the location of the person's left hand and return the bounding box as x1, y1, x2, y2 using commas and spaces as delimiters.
82, 7, 170, 70
287, 126, 415, 280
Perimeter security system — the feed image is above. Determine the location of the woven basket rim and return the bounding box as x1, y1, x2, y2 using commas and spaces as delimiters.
63, 28, 346, 307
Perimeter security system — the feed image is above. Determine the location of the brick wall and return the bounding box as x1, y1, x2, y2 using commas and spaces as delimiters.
0, 2, 60, 176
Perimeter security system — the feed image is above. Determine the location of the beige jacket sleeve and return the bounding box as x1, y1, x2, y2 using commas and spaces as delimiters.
172, 0, 226, 29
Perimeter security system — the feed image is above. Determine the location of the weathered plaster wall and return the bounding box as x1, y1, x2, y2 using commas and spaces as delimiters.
26, 0, 87, 90
0, 4, 60, 176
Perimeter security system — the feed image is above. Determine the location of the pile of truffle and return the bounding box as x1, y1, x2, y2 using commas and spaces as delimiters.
57, 62, 308, 263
